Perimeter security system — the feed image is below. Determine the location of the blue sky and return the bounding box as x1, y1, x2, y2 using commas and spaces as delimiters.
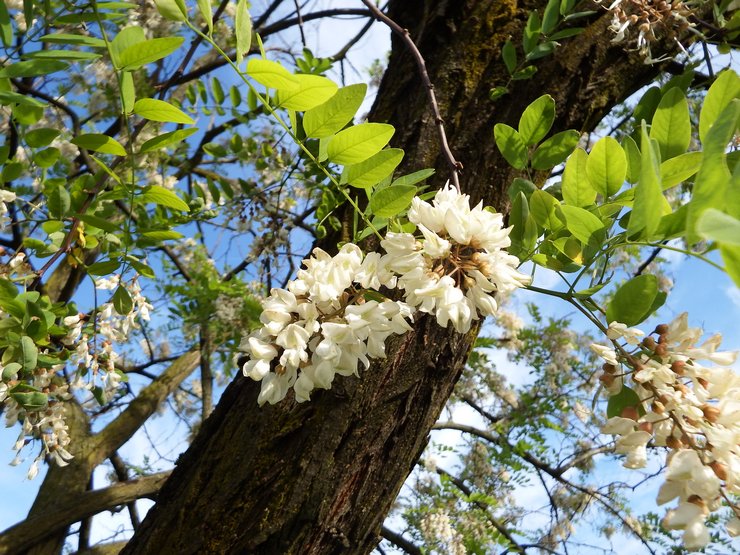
2, 3, 740, 554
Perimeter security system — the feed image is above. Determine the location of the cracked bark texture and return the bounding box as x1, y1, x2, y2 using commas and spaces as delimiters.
110, 1, 707, 553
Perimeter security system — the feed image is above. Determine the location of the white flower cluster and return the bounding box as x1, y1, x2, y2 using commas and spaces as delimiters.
593, 314, 740, 549
239, 185, 529, 405
419, 510, 466, 555
240, 243, 415, 405
601, 0, 693, 63
2, 363, 74, 480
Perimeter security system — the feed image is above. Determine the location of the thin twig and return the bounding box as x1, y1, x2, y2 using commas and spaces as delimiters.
360, 0, 462, 191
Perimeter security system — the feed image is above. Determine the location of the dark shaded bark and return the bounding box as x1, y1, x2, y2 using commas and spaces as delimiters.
114, 1, 708, 553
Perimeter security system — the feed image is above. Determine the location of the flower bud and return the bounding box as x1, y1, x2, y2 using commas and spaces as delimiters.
651, 400, 665, 414
666, 435, 683, 449
654, 324, 669, 335
701, 404, 720, 423
638, 421, 653, 434
621, 405, 639, 421
602, 363, 618, 374
599, 372, 615, 387
709, 460, 728, 481
687, 495, 707, 512
655, 344, 668, 357
642, 337, 656, 350
671, 361, 685, 375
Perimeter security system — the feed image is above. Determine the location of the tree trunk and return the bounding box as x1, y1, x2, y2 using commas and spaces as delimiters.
120, 1, 702, 553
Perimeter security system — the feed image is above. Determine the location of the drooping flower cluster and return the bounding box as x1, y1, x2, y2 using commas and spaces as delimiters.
239, 244, 415, 405
238, 184, 530, 405
601, 0, 694, 63
593, 315, 740, 549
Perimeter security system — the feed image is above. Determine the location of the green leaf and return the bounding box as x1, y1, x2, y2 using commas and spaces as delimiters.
509, 192, 538, 258
11, 390, 48, 411
493, 123, 527, 170
531, 129, 579, 170
344, 148, 404, 189
303, 83, 366, 138
326, 123, 394, 165
512, 65, 537, 80
391, 168, 435, 188
628, 124, 666, 239
525, 41, 557, 61
558, 205, 604, 245
23, 50, 101, 61
0, 60, 68, 78
87, 260, 121, 275
139, 128, 197, 153
633, 86, 661, 126
140, 185, 190, 212
720, 244, 740, 289
39, 33, 107, 48
369, 184, 416, 218
562, 148, 595, 207
586, 136, 625, 198
0, 90, 45, 108
687, 99, 740, 242
529, 189, 561, 230
508, 178, 536, 202
71, 134, 127, 156
0, 2, 11, 48
660, 151, 702, 190
211, 77, 225, 105
112, 285, 133, 315
118, 37, 184, 70
197, 0, 213, 34
111, 25, 146, 68
141, 230, 184, 241
25, 128, 60, 148
502, 40, 516, 74
47, 184, 71, 219
275, 74, 338, 111
622, 135, 641, 184
153, 0, 187, 21
650, 87, 690, 161
246, 59, 299, 90
121, 71, 135, 114
133, 98, 194, 124
235, 0, 252, 63
77, 214, 119, 232
19, 335, 38, 372
606, 274, 659, 326
542, 0, 560, 34
607, 386, 644, 418
697, 209, 740, 246
518, 94, 555, 145
699, 69, 740, 144
523, 10, 541, 54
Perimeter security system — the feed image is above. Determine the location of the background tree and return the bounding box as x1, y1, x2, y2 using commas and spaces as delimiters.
0, 1, 738, 554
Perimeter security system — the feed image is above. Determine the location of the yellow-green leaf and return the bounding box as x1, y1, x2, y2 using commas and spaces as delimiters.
343, 148, 404, 189
133, 98, 194, 125
303, 83, 366, 138
246, 59, 299, 90
140, 185, 190, 212
326, 123, 395, 165
276, 74, 338, 111
72, 134, 127, 156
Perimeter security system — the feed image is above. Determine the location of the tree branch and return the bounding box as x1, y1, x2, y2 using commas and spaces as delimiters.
0, 472, 170, 555
90, 350, 201, 466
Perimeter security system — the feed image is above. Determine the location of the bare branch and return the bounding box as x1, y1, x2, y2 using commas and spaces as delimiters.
0, 472, 170, 554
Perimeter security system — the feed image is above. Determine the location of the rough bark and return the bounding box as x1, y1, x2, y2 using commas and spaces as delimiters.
120, 1, 705, 554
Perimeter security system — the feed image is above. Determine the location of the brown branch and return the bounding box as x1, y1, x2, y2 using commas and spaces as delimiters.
379, 526, 422, 555
0, 472, 170, 555
89, 350, 201, 466
110, 452, 141, 529
360, 0, 462, 191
